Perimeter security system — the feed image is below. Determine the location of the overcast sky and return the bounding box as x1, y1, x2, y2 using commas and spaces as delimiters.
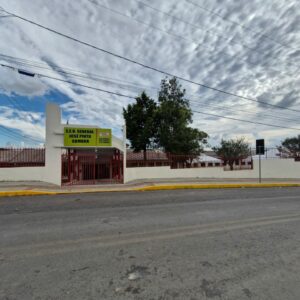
0, 0, 300, 148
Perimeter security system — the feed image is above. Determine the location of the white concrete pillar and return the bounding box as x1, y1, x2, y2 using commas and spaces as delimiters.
44, 103, 63, 186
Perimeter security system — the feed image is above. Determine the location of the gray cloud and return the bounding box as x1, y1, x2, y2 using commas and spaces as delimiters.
0, 68, 48, 97
277, 91, 299, 108
0, 0, 299, 146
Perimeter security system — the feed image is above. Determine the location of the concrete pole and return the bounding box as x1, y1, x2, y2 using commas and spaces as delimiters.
45, 103, 63, 186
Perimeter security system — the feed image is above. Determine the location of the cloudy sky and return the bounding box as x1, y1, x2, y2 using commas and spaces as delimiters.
0, 0, 299, 148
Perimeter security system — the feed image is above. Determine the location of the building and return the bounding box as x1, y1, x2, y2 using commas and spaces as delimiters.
0, 103, 299, 185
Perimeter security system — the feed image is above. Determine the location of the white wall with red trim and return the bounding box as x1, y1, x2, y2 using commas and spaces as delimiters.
125, 159, 300, 183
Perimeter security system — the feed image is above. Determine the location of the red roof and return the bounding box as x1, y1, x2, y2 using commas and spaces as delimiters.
0, 148, 45, 163
127, 150, 169, 161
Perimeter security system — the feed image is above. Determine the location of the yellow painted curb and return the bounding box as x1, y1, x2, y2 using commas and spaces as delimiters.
137, 183, 300, 191
0, 189, 135, 197
0, 183, 300, 197
0, 190, 58, 197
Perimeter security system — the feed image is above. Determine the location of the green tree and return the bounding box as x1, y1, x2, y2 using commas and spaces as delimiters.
123, 91, 157, 161
213, 138, 251, 170
277, 135, 300, 159
157, 77, 208, 154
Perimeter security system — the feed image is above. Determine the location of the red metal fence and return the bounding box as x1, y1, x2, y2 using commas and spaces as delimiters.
0, 148, 45, 167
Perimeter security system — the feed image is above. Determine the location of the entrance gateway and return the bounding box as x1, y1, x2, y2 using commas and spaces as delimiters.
45, 103, 126, 186
62, 127, 122, 185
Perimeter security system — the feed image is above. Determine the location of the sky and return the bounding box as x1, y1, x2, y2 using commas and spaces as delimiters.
0, 0, 300, 148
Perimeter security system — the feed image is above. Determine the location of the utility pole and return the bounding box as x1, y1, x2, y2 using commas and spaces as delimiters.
259, 147, 262, 183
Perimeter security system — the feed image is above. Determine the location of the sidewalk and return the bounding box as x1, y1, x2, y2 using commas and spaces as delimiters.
0, 178, 300, 197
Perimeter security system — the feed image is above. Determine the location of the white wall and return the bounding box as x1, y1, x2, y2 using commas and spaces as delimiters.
125, 159, 300, 183
259, 159, 300, 178
0, 167, 46, 182
0, 104, 61, 185
0, 103, 126, 186
1, 159, 299, 184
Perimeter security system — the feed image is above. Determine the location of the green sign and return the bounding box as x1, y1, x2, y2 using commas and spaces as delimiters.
64, 127, 112, 147
97, 128, 112, 147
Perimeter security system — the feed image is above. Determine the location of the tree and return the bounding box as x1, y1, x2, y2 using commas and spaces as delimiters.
156, 77, 208, 155
213, 138, 251, 170
277, 135, 300, 160
123, 91, 157, 161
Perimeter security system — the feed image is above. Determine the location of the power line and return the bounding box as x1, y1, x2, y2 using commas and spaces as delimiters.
186, 0, 297, 51
189, 101, 299, 124
2, 7, 300, 114
0, 124, 43, 144
0, 105, 44, 143
5, 92, 31, 114
0, 53, 161, 94
0, 78, 45, 138
2, 63, 300, 132
0, 63, 135, 99
2, 55, 299, 124
89, 0, 296, 73
192, 109, 300, 131
35, 75, 300, 131
131, 0, 294, 69
4, 54, 296, 122
0, 64, 45, 142
0, 54, 296, 122
0, 126, 29, 143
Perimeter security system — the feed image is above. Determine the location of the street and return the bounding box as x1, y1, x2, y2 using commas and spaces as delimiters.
1, 188, 300, 300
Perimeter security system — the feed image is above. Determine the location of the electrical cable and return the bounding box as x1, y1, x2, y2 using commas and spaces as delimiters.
2, 55, 300, 124
186, 0, 298, 51
88, 0, 297, 73
130, 0, 295, 68
0, 124, 43, 144
2, 62, 299, 131
2, 55, 300, 127
192, 109, 300, 131
4, 53, 300, 120
1, 7, 300, 113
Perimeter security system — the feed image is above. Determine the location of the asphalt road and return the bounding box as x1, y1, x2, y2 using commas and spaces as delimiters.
1, 188, 300, 300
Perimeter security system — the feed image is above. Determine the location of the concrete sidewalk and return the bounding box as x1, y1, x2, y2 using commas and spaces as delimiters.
0, 178, 300, 197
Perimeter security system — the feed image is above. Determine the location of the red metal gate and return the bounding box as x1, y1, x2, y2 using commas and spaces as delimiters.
62, 149, 123, 185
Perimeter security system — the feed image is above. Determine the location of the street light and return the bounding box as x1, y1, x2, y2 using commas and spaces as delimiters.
17, 69, 36, 77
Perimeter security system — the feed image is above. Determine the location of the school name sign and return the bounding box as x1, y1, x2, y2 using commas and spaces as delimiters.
64, 127, 112, 147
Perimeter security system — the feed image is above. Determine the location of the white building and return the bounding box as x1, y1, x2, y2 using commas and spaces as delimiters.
0, 103, 299, 185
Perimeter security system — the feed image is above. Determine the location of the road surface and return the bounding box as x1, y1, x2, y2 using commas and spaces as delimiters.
1, 188, 300, 299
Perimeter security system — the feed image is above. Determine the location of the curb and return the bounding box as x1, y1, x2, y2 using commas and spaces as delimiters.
0, 189, 131, 198
0, 190, 58, 197
136, 183, 300, 191
0, 183, 300, 197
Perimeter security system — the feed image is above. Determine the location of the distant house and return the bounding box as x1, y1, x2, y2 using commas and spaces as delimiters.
126, 150, 226, 168
126, 150, 170, 167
